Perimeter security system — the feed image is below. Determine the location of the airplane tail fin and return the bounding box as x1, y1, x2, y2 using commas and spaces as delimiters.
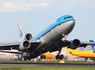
89, 40, 95, 52
17, 22, 25, 41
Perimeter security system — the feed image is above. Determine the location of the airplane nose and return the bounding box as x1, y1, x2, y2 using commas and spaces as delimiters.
68, 20, 75, 32
69, 20, 75, 27
64, 20, 75, 34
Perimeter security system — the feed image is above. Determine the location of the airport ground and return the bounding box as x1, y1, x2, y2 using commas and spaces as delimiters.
0, 65, 95, 70
0, 60, 95, 70
0, 60, 95, 64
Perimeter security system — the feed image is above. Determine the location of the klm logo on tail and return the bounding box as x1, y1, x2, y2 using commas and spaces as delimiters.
89, 40, 95, 51
20, 30, 23, 37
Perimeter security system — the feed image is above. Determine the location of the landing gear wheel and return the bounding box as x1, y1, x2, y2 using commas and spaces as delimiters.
43, 55, 46, 59
56, 55, 60, 60
40, 55, 46, 59
24, 57, 27, 61
27, 57, 31, 61
41, 55, 43, 59
60, 55, 63, 60
56, 55, 64, 60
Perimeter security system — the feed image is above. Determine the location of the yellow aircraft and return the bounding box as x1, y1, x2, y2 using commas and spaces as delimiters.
67, 40, 95, 58
40, 52, 57, 59
67, 48, 95, 58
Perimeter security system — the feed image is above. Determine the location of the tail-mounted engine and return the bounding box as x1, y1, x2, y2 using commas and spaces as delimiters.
24, 33, 32, 41
19, 33, 32, 51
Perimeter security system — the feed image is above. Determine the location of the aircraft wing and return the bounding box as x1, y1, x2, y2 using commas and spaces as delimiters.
0, 42, 19, 50
50, 39, 95, 52
61, 39, 95, 49
0, 40, 41, 51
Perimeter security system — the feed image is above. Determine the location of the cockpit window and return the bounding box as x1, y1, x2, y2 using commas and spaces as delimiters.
64, 16, 73, 20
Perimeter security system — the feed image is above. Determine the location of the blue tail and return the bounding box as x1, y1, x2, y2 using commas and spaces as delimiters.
89, 40, 95, 51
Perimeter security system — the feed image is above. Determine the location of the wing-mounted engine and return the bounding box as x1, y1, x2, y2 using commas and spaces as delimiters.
19, 40, 31, 50
68, 39, 80, 49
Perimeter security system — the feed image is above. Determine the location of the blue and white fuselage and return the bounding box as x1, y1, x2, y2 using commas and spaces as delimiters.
29, 15, 75, 58
31, 15, 75, 41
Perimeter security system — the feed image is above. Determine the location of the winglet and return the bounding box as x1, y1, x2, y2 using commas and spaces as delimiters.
17, 21, 25, 39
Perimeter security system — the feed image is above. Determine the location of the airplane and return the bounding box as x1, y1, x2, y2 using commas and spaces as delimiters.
0, 50, 21, 60
0, 15, 95, 61
68, 40, 95, 58
68, 48, 95, 58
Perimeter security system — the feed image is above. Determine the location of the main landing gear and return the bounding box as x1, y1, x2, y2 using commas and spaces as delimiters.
40, 55, 46, 59
55, 34, 68, 60
55, 47, 64, 60
56, 54, 64, 60
24, 57, 31, 61
22, 52, 31, 61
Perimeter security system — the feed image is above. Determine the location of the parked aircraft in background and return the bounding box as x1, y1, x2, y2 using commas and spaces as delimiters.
68, 41, 95, 58
0, 50, 21, 60
0, 15, 95, 61
69, 49, 95, 58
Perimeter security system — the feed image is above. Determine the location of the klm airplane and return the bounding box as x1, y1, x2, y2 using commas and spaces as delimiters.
0, 15, 95, 60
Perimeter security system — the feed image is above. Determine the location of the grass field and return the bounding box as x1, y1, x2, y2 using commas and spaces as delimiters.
0, 65, 95, 70
0, 61, 95, 70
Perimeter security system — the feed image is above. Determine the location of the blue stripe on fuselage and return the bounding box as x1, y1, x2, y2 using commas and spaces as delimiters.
30, 15, 75, 41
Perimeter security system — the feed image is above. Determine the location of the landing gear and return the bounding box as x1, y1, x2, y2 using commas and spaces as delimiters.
24, 57, 27, 61
55, 47, 64, 60
22, 52, 31, 61
62, 34, 68, 43
56, 55, 64, 60
24, 57, 31, 61
40, 55, 46, 59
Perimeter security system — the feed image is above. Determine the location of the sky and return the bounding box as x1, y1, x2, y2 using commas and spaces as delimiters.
0, 0, 95, 42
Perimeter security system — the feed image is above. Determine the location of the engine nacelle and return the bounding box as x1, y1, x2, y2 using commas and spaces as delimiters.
24, 33, 32, 41
19, 41, 31, 50
69, 39, 80, 49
